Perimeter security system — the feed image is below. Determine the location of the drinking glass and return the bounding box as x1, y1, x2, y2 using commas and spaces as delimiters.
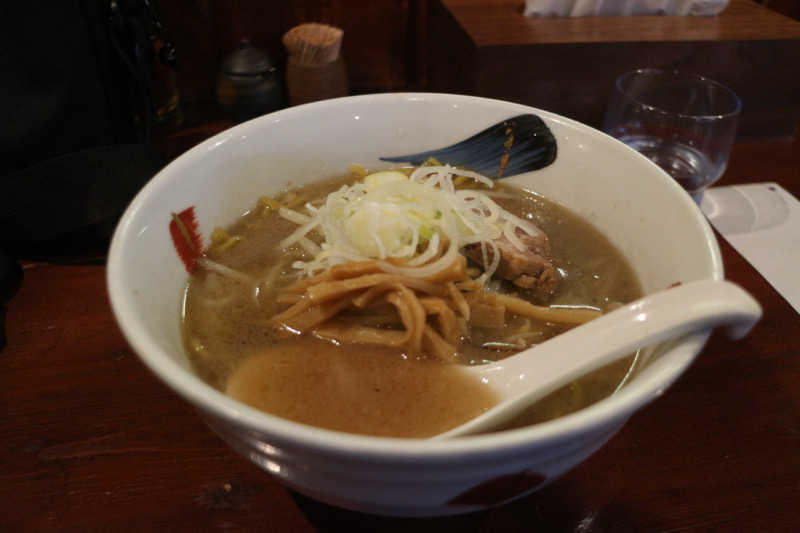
603, 69, 741, 200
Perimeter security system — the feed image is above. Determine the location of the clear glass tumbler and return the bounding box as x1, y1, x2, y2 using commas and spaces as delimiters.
603, 69, 741, 200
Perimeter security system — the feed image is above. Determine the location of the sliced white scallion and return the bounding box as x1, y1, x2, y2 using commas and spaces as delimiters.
277, 165, 538, 281
197, 258, 254, 284
278, 207, 312, 225
297, 236, 321, 256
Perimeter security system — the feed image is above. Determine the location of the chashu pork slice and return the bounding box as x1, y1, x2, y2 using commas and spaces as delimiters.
465, 227, 560, 301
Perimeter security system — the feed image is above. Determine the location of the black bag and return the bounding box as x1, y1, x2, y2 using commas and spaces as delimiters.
0, 0, 177, 260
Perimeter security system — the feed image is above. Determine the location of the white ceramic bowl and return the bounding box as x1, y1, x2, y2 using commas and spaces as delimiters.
107, 93, 722, 516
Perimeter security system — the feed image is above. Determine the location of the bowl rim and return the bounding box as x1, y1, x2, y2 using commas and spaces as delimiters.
107, 92, 722, 461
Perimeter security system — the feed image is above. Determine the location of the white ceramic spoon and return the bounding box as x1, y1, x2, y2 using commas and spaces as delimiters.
435, 279, 762, 439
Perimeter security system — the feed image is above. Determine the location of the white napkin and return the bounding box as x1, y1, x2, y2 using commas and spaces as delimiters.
701, 183, 800, 314
523, 0, 729, 17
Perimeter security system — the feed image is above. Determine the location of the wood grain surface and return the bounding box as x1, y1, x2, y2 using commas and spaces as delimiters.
2, 137, 799, 531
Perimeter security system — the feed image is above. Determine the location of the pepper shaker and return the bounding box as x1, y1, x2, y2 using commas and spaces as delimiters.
217, 40, 286, 123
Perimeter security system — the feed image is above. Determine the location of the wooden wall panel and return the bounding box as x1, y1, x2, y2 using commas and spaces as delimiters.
427, 0, 800, 139
156, 0, 419, 110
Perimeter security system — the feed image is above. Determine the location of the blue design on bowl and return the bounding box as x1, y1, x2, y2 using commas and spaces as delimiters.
380, 114, 557, 178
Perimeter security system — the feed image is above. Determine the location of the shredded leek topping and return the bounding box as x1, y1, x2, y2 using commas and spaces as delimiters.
278, 165, 541, 282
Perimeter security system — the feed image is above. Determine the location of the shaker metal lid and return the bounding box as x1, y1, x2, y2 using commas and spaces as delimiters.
221, 40, 275, 76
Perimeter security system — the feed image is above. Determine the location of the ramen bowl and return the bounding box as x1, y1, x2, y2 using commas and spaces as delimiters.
107, 93, 721, 516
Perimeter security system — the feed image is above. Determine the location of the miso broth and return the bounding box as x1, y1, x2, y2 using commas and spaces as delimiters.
182, 172, 643, 437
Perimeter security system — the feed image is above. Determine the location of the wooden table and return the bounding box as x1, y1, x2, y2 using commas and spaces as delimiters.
2, 137, 799, 531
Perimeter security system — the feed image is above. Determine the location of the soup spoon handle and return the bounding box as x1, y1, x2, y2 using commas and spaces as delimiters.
435, 279, 762, 439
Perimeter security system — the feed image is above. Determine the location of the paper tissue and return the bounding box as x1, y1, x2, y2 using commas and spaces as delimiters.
523, 0, 730, 17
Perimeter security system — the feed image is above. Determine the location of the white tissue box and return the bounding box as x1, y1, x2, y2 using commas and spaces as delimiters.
523, 0, 730, 17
